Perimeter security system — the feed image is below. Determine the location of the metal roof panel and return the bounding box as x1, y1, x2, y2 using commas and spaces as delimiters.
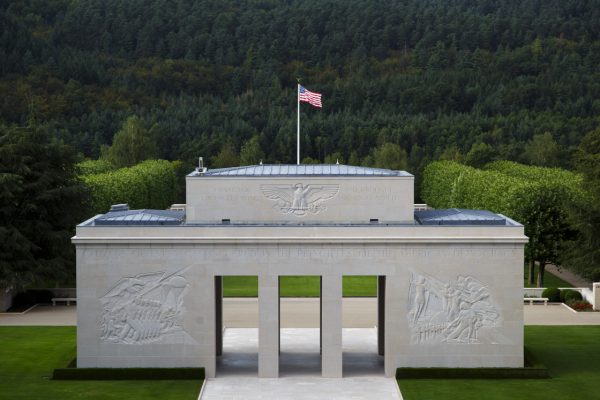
189, 164, 412, 177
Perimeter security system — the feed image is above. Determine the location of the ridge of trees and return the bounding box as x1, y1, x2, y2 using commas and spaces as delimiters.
1, 0, 600, 191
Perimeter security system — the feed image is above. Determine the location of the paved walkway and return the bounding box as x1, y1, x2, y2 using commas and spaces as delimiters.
545, 264, 592, 288
224, 298, 376, 328
0, 304, 76, 325
524, 303, 600, 325
201, 328, 401, 400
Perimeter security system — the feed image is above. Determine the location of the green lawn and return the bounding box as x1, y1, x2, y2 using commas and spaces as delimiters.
524, 265, 573, 288
399, 326, 600, 400
223, 275, 377, 297
0, 327, 202, 400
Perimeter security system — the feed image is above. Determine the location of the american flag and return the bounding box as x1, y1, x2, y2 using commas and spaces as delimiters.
299, 85, 322, 108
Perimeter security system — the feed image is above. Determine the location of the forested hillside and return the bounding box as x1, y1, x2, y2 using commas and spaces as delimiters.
2, 0, 600, 180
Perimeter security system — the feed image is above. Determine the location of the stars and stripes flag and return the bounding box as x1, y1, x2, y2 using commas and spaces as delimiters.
299, 85, 322, 108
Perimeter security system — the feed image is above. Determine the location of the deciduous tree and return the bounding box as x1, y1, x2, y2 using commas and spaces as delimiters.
0, 122, 89, 288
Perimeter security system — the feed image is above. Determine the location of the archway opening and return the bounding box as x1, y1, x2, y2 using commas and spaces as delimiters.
342, 275, 385, 377
217, 275, 259, 377
279, 275, 322, 377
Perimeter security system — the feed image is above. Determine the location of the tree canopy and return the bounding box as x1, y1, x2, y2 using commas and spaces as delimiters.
1, 0, 599, 190
565, 127, 600, 281
0, 122, 89, 288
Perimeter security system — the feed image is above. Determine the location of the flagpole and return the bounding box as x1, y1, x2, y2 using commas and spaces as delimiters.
297, 83, 300, 165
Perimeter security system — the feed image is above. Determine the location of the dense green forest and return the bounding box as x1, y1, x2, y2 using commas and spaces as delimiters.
2, 0, 600, 192
3, 0, 600, 287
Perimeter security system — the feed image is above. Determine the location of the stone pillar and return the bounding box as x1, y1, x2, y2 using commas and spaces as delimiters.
377, 276, 386, 356
321, 274, 343, 378
320, 276, 322, 355
384, 274, 405, 377
594, 283, 600, 311
258, 274, 279, 378
215, 276, 223, 357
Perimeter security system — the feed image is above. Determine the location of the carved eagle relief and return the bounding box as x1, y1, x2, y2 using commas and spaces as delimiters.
260, 183, 339, 216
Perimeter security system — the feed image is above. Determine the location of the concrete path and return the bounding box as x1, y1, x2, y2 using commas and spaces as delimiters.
524, 303, 600, 325
0, 304, 76, 326
224, 297, 377, 328
201, 328, 401, 400
201, 375, 401, 400
545, 264, 592, 288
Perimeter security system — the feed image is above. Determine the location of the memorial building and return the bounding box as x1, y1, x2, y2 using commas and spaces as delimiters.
72, 164, 527, 378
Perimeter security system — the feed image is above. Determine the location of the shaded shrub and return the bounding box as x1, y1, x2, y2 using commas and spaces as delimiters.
81, 159, 177, 214
76, 159, 116, 175
53, 367, 205, 380
11, 289, 53, 307
542, 287, 561, 302
561, 289, 582, 303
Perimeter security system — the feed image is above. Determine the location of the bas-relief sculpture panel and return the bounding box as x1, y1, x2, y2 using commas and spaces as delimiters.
99, 268, 196, 345
260, 183, 339, 216
407, 271, 506, 345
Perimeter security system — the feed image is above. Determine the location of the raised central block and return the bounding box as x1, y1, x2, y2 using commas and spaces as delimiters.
186, 164, 414, 224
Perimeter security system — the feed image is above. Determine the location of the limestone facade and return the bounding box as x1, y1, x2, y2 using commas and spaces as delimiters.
73, 165, 527, 378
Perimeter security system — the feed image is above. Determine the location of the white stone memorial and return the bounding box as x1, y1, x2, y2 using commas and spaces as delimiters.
72, 164, 527, 378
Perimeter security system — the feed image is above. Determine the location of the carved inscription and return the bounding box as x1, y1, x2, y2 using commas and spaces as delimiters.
260, 183, 339, 216
99, 268, 195, 345
408, 271, 501, 344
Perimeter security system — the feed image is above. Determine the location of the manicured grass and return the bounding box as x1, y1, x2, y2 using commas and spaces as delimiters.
222, 275, 377, 297
524, 265, 573, 288
0, 327, 202, 400
398, 326, 600, 400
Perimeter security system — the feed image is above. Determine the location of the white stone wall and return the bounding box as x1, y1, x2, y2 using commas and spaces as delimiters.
75, 240, 524, 377
185, 176, 414, 223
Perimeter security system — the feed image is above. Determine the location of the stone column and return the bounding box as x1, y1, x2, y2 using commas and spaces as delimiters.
384, 274, 407, 377
594, 283, 600, 311
321, 274, 343, 378
258, 274, 279, 378
377, 276, 386, 356
215, 276, 223, 357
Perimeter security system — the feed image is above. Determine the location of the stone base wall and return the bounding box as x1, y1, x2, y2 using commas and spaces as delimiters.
76, 242, 524, 378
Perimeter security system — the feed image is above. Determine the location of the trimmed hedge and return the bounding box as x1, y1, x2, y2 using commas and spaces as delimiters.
396, 348, 549, 379
53, 366, 205, 380
485, 161, 584, 197
561, 289, 583, 303
422, 161, 575, 277
81, 159, 177, 214
76, 159, 116, 175
396, 367, 549, 379
542, 287, 561, 302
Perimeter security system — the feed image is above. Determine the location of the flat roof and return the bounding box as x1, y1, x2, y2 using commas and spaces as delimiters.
93, 209, 185, 226
415, 209, 507, 225
82, 207, 518, 227
188, 164, 413, 177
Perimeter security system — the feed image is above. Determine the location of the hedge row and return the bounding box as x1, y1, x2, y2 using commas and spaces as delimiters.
76, 159, 116, 176
396, 367, 549, 379
81, 159, 177, 214
485, 160, 585, 201
422, 161, 576, 275
396, 348, 549, 379
53, 366, 205, 380
422, 160, 534, 216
